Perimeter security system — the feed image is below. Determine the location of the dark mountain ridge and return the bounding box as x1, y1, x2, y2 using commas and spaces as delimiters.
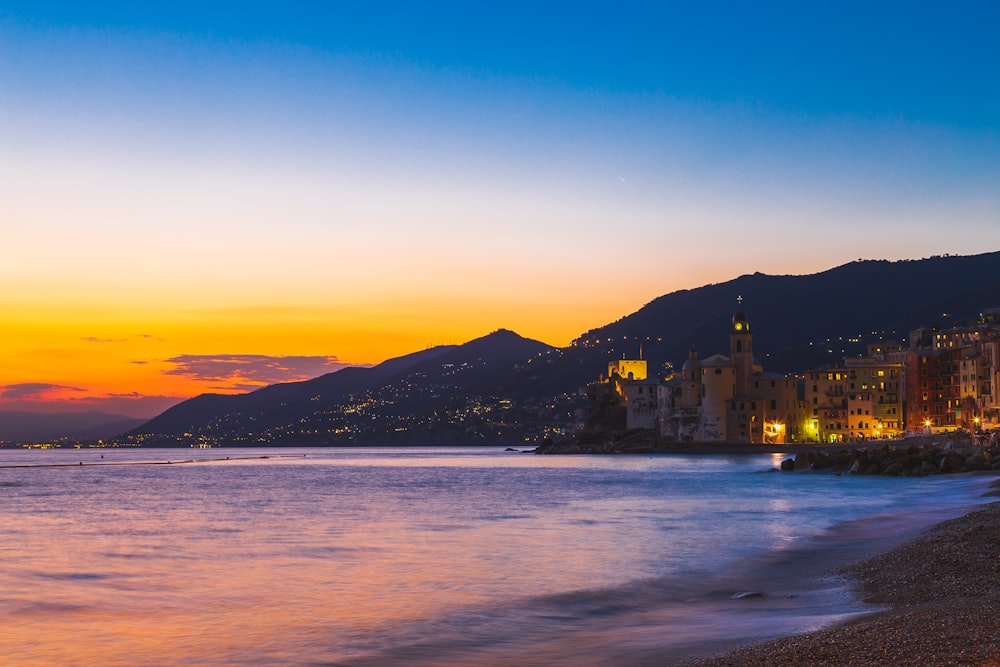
126, 330, 554, 446
577, 252, 1000, 377
133, 344, 459, 440
0, 411, 147, 443
120, 251, 1000, 447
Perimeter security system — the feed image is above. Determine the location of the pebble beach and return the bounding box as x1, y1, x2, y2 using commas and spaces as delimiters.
690, 489, 1000, 666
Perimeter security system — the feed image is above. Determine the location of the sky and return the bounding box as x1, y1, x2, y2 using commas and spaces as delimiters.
2, 1, 999, 418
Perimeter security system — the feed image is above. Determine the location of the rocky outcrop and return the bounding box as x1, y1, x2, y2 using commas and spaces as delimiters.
535, 428, 660, 454
780, 432, 1000, 476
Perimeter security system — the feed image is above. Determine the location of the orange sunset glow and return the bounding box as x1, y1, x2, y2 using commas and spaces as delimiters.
2, 4, 998, 421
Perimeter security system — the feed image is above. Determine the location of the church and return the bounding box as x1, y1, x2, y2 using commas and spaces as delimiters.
658, 312, 803, 443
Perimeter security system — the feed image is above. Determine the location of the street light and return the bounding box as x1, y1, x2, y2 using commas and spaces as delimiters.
764, 421, 784, 444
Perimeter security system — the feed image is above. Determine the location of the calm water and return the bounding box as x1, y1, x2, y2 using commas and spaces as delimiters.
0, 447, 993, 666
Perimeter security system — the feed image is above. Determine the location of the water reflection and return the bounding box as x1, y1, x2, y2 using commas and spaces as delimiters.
0, 448, 990, 666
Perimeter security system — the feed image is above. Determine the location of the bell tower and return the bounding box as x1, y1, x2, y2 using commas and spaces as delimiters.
730, 311, 753, 396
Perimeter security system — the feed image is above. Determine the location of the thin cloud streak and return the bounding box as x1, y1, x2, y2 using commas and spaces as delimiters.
162, 354, 348, 389
0, 382, 85, 400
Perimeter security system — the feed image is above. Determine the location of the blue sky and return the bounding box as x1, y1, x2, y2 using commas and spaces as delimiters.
1, 1, 999, 415
5, 1, 998, 125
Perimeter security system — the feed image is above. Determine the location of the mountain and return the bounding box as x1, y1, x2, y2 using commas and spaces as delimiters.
0, 411, 147, 443
120, 251, 1000, 447
570, 252, 1000, 377
124, 330, 561, 446
131, 344, 456, 442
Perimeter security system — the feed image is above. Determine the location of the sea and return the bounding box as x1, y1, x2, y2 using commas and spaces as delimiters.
0, 446, 994, 666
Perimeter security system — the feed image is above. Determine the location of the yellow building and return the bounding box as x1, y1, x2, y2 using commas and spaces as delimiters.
606, 357, 654, 429
803, 358, 903, 443
607, 359, 647, 381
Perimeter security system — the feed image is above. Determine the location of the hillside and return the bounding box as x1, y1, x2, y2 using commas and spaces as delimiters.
124, 330, 562, 446
571, 252, 1000, 377
119, 251, 1000, 447
0, 411, 147, 443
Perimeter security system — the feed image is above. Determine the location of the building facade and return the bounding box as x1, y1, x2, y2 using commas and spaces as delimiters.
658, 313, 803, 443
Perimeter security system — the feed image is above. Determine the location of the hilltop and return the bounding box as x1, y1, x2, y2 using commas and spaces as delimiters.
112, 251, 1000, 447
124, 329, 562, 446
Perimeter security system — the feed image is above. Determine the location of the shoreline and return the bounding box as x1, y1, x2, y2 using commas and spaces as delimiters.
686, 489, 1000, 666
537, 430, 982, 457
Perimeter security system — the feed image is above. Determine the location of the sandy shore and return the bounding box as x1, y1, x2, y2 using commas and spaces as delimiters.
689, 492, 1000, 666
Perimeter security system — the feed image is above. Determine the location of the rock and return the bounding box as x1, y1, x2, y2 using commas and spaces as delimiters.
810, 453, 833, 470
781, 458, 796, 471
794, 451, 816, 470
882, 462, 905, 476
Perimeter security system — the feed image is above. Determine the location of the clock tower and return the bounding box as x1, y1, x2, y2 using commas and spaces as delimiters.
730, 311, 753, 396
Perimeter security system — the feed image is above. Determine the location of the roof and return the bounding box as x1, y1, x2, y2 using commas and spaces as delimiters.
700, 353, 732, 367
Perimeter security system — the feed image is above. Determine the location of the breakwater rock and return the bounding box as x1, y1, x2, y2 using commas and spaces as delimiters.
781, 433, 1000, 476
535, 429, 660, 455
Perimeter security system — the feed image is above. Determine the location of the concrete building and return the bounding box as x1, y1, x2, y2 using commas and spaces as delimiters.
804, 356, 904, 443
659, 312, 803, 443
606, 357, 656, 430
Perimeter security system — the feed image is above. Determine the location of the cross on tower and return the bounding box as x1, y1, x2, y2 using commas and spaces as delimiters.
736, 295, 743, 305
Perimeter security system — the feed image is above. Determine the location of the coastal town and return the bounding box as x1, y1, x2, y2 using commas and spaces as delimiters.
598, 307, 1000, 445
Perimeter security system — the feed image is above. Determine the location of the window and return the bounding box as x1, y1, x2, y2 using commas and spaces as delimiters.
770, 399, 776, 409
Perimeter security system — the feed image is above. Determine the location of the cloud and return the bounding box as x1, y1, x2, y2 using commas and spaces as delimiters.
0, 383, 85, 400
162, 354, 347, 389
82, 334, 164, 344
